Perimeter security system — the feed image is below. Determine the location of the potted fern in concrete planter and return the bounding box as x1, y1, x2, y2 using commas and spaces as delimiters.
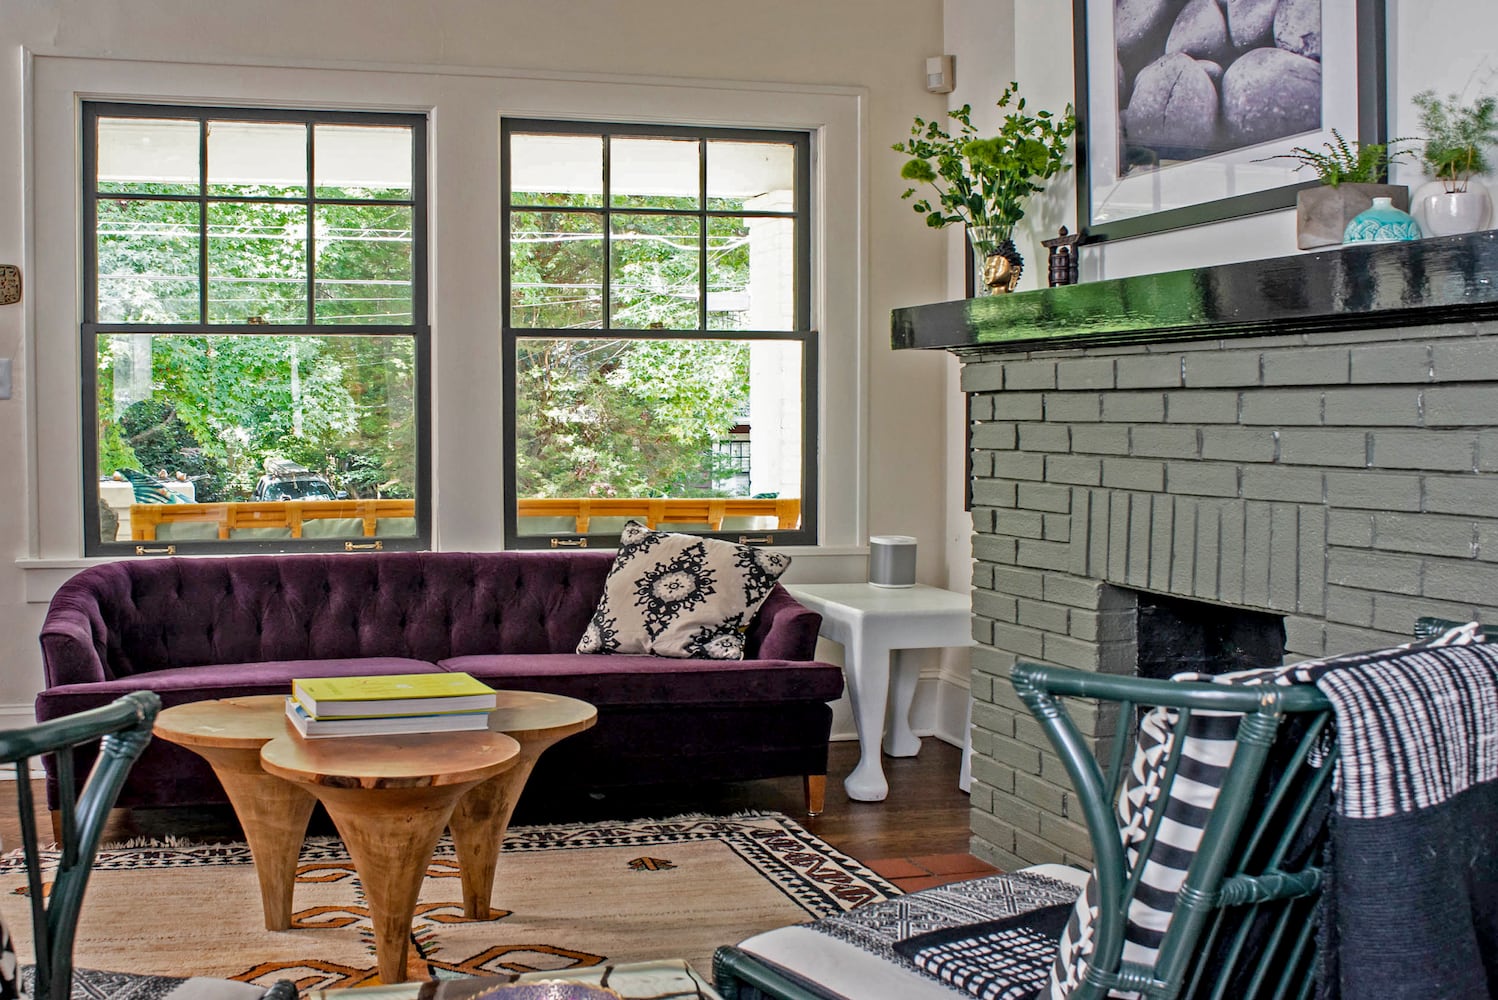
1267, 130, 1410, 249
1412, 88, 1498, 236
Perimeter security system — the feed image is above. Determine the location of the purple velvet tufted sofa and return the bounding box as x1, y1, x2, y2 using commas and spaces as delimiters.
37, 550, 843, 815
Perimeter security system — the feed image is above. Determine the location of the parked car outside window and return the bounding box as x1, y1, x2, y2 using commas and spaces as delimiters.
252, 463, 345, 502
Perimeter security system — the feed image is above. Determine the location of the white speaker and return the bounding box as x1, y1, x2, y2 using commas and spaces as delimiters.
869, 535, 917, 588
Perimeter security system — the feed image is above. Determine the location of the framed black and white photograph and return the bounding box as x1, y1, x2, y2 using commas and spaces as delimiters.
1073, 0, 1386, 242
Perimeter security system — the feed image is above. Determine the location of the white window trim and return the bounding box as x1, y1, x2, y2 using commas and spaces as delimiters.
19, 52, 869, 598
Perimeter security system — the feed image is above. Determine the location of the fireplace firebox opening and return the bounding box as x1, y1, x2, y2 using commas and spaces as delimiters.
1133, 591, 1286, 681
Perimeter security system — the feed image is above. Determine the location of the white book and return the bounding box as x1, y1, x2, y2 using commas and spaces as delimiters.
284, 698, 492, 739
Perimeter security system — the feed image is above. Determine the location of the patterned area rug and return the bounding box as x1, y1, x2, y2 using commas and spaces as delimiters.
0, 811, 896, 993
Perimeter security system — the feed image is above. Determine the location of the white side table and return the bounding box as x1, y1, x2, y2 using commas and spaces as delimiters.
784, 583, 973, 802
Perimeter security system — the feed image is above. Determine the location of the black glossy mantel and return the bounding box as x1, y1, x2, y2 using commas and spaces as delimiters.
893, 229, 1498, 355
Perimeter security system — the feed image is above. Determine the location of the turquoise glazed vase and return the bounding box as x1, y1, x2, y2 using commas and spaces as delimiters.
1343, 196, 1422, 244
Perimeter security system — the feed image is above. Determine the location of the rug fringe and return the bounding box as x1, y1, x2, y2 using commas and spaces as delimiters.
105, 833, 230, 850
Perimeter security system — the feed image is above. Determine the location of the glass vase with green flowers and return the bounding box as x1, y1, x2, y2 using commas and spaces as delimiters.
894, 82, 1075, 292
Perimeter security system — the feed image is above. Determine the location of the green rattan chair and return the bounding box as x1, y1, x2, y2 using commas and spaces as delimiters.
715, 660, 1338, 1000
0, 691, 295, 1000
1012, 662, 1333, 1000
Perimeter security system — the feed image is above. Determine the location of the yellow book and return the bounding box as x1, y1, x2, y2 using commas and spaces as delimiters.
291, 672, 497, 719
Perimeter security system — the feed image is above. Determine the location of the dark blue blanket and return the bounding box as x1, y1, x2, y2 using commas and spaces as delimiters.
1310, 643, 1498, 999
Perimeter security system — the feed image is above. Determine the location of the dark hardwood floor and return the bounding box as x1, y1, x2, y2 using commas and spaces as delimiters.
2, 738, 975, 870
519, 736, 979, 862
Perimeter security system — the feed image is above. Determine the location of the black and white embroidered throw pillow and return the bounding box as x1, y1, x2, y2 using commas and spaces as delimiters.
577, 520, 791, 659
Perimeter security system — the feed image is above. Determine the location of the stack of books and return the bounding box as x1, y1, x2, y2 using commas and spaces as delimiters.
285, 672, 499, 738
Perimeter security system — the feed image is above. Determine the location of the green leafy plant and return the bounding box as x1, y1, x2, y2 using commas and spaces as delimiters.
1261, 129, 1411, 186
893, 82, 1075, 254
1412, 88, 1498, 191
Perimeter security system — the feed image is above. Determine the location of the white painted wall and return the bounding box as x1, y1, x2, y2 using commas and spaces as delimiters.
893, 0, 1020, 752
0, 0, 958, 726
918, 0, 1498, 754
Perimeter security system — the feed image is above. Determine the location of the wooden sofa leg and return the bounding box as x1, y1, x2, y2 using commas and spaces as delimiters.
50, 807, 131, 846
803, 775, 826, 817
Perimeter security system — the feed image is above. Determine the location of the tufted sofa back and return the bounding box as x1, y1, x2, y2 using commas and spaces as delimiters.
41, 550, 799, 684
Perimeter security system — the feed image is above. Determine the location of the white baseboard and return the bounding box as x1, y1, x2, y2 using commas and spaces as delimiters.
0, 705, 43, 778
0, 703, 42, 782
0, 705, 34, 730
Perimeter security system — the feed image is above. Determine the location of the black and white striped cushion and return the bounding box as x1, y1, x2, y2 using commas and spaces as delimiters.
1045, 621, 1487, 998
1047, 699, 1239, 997
0, 909, 17, 1000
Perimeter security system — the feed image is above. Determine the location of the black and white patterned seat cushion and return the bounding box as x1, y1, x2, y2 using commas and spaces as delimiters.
20, 966, 284, 1000
815, 871, 1082, 961
577, 520, 791, 659
894, 904, 1074, 1000
739, 868, 1087, 1000
743, 870, 1084, 1000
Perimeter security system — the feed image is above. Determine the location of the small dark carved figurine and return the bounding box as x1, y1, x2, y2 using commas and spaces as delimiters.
1042, 226, 1081, 287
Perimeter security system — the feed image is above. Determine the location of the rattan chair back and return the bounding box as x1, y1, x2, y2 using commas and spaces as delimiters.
0, 691, 159, 1000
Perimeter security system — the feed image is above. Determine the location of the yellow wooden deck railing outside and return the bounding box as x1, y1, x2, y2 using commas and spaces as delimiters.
516, 497, 801, 533
130, 496, 800, 541
131, 499, 417, 541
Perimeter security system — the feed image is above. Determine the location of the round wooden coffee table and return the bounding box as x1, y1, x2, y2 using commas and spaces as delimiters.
260, 729, 521, 985
152, 695, 317, 930
448, 690, 597, 917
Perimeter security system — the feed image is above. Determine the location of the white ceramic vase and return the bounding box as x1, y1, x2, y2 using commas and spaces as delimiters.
1414, 178, 1494, 237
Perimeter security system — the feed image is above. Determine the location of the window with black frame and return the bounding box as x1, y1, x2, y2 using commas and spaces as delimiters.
82, 103, 428, 555
501, 120, 817, 549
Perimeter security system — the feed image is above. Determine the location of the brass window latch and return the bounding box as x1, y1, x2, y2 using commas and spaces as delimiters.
739, 535, 774, 544
345, 541, 384, 551
550, 537, 588, 548
135, 545, 175, 556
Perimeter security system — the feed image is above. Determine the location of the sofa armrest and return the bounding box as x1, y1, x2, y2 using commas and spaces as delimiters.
746, 585, 823, 661
39, 595, 112, 687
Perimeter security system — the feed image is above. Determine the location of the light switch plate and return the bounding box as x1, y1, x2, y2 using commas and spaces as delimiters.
0, 266, 19, 306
